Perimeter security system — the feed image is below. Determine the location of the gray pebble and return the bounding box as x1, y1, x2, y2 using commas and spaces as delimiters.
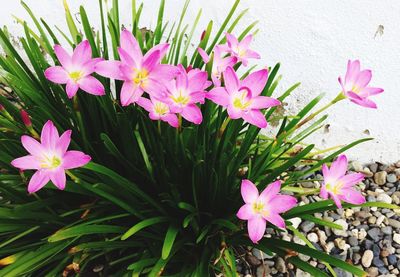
300, 221, 315, 233
373, 257, 384, 267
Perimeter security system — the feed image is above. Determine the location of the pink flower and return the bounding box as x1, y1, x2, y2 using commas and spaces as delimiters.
153, 65, 210, 125
95, 30, 177, 106
223, 33, 260, 66
137, 97, 179, 128
206, 66, 280, 128
197, 45, 237, 87
338, 60, 383, 109
237, 180, 297, 244
11, 120, 91, 193
320, 155, 365, 209
45, 40, 105, 98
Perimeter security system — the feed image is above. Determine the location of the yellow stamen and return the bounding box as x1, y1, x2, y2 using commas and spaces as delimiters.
326, 182, 343, 195
153, 101, 169, 116
233, 91, 252, 110
170, 90, 190, 106
40, 155, 61, 169
69, 71, 84, 83
133, 69, 149, 85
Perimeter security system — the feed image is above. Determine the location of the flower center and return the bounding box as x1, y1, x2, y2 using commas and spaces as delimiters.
326, 182, 343, 195
252, 201, 270, 217
351, 85, 361, 94
40, 154, 62, 169
69, 71, 84, 83
153, 101, 169, 116
133, 69, 149, 85
234, 47, 246, 58
170, 90, 190, 106
233, 88, 252, 110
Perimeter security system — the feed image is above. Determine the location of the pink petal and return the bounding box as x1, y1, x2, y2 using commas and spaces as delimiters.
264, 213, 286, 229
242, 69, 268, 96
227, 105, 243, 119
331, 194, 342, 209
226, 33, 239, 49
223, 66, 239, 94
118, 47, 137, 68
345, 60, 360, 84
41, 120, 59, 150
120, 30, 142, 64
354, 69, 372, 88
346, 91, 363, 101
28, 170, 50, 193
247, 216, 266, 243
143, 79, 166, 96
78, 76, 105, 96
242, 110, 268, 128
81, 58, 104, 75
239, 34, 253, 48
250, 96, 280, 109
66, 80, 79, 98
151, 64, 179, 81
120, 81, 143, 106
62, 150, 91, 169
350, 97, 377, 109
50, 167, 66, 190
320, 184, 328, 199
330, 155, 348, 180
21, 135, 44, 156
144, 43, 169, 60
267, 195, 297, 214
180, 104, 203, 124
11, 155, 40, 170
162, 113, 179, 128
54, 45, 72, 69
259, 180, 281, 202
340, 188, 366, 205
95, 60, 124, 80
338, 173, 364, 188
197, 47, 210, 63
44, 66, 69, 84
56, 130, 72, 155
206, 87, 230, 107
175, 67, 189, 90
142, 50, 161, 72
244, 49, 260, 60
187, 70, 208, 92
72, 40, 92, 65
136, 97, 154, 112
321, 164, 330, 180
237, 204, 254, 220
362, 87, 384, 96
241, 179, 259, 204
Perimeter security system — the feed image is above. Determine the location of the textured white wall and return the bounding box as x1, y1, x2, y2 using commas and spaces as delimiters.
1, 1, 399, 163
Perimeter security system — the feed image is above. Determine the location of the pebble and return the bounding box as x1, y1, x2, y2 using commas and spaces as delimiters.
300, 221, 315, 233
348, 236, 358, 246
389, 219, 400, 229
387, 173, 397, 183
375, 171, 388, 185
362, 250, 373, 267
388, 254, 397, 265
367, 267, 379, 277
377, 193, 393, 204
275, 257, 286, 273
332, 219, 348, 237
393, 233, 400, 244
288, 217, 302, 229
373, 257, 385, 267
368, 228, 382, 242
382, 226, 393, 235
307, 232, 318, 243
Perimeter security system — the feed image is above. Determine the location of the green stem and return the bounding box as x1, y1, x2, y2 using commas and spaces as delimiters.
66, 170, 80, 184
297, 92, 346, 129
218, 117, 231, 138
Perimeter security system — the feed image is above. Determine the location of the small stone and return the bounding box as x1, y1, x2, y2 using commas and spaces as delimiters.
388, 254, 397, 265
382, 226, 393, 235
376, 215, 385, 226
332, 219, 348, 237
377, 193, 393, 204
375, 171, 387, 185
333, 268, 352, 277
246, 253, 261, 266
387, 173, 398, 183
352, 161, 363, 172
348, 236, 358, 246
358, 229, 367, 240
275, 257, 286, 273
307, 232, 318, 243
368, 228, 382, 242
372, 257, 384, 267
378, 266, 389, 274
344, 209, 354, 218
256, 264, 271, 277
300, 221, 315, 233
353, 253, 361, 264
369, 216, 377, 224
389, 219, 400, 229
288, 217, 302, 229
252, 248, 274, 260
370, 163, 379, 173
295, 269, 311, 277
362, 250, 374, 267
367, 267, 379, 277
393, 233, 400, 244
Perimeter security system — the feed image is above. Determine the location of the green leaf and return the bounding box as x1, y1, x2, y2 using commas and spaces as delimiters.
121, 217, 169, 240
48, 225, 126, 242
161, 225, 179, 259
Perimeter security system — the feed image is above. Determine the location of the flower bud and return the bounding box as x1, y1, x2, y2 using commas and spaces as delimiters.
20, 109, 32, 127
200, 30, 206, 41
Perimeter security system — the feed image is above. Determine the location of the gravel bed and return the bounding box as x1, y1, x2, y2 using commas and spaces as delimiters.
235, 161, 400, 277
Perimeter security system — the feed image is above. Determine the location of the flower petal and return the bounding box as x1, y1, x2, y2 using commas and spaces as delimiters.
95, 60, 124, 80
250, 96, 280, 109
11, 155, 40, 170
350, 97, 377, 109
242, 69, 268, 96
56, 130, 72, 155
136, 97, 154, 112
44, 66, 69, 84
264, 213, 286, 229
320, 184, 328, 199
54, 45, 72, 68
206, 87, 230, 107
72, 40, 92, 64
223, 66, 239, 94
120, 30, 142, 64
144, 43, 169, 60
330, 155, 348, 180
354, 69, 372, 88
142, 50, 161, 72
197, 47, 210, 63
28, 170, 50, 193
181, 104, 203, 124
118, 47, 137, 68
21, 135, 44, 156
340, 188, 366, 205
242, 110, 268, 128
120, 81, 143, 106
62, 150, 91, 169
339, 173, 364, 188
66, 80, 79, 98
241, 179, 259, 204
151, 64, 179, 81
267, 195, 297, 214
259, 180, 281, 202
78, 76, 105, 96
237, 204, 254, 220
50, 167, 66, 190
247, 216, 266, 243
345, 60, 360, 84
162, 113, 179, 128
331, 194, 342, 209
41, 120, 59, 150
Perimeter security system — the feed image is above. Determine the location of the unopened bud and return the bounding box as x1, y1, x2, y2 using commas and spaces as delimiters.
20, 110, 32, 127
185, 65, 193, 73
200, 30, 206, 41
0, 104, 4, 111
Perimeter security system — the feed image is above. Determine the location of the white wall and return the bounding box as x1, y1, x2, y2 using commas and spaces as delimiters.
1, 1, 399, 163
